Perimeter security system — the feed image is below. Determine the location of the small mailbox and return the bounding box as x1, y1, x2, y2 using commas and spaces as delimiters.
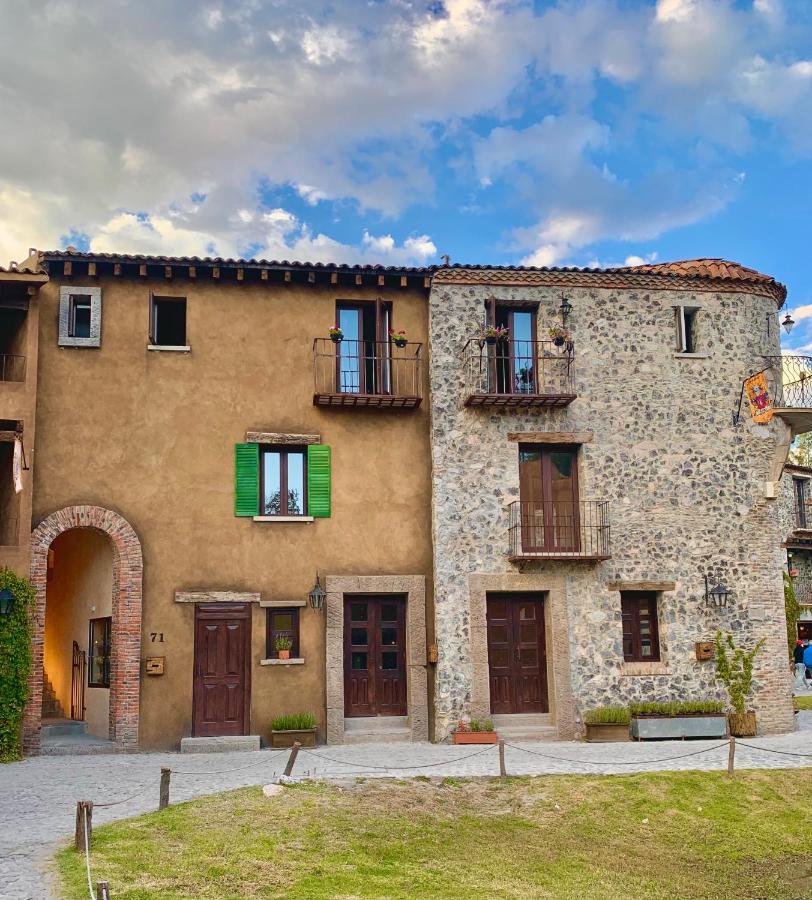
695, 641, 715, 661
145, 656, 165, 675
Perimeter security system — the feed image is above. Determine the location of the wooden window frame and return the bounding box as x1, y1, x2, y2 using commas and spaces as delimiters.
150, 294, 187, 347
266, 607, 301, 659
795, 477, 808, 528
518, 443, 580, 552
335, 299, 393, 395
68, 294, 93, 339
87, 616, 112, 688
675, 305, 699, 354
621, 593, 661, 663
259, 445, 308, 516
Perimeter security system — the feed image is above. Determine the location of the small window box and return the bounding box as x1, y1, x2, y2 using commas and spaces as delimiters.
269, 727, 317, 748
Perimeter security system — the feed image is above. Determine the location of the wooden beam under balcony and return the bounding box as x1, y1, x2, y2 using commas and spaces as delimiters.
466, 393, 575, 408
313, 392, 421, 409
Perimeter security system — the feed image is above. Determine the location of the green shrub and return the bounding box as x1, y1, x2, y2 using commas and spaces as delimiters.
271, 712, 316, 731
468, 719, 495, 733
714, 632, 764, 715
629, 700, 725, 717
0, 569, 35, 762
273, 635, 293, 652
584, 706, 630, 725
784, 572, 801, 661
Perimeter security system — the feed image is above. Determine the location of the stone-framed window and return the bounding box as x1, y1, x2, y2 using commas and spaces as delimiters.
621, 592, 661, 662
58, 286, 102, 347
674, 304, 699, 354
266, 607, 300, 659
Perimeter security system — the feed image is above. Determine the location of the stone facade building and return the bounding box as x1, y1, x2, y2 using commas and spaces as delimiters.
778, 462, 812, 638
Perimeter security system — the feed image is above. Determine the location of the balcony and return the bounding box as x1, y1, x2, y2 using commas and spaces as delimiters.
462, 339, 575, 408
508, 500, 611, 561
792, 575, 812, 606
0, 354, 26, 383
313, 338, 422, 409
754, 356, 812, 435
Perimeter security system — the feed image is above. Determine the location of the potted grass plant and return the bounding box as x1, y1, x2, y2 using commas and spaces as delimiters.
629, 700, 728, 740
584, 706, 630, 742
451, 718, 498, 745
715, 631, 765, 737
274, 635, 293, 661
270, 711, 317, 748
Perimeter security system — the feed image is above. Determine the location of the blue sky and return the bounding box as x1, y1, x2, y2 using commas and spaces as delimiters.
1, 0, 811, 343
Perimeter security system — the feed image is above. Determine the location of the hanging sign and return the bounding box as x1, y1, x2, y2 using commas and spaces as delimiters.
12, 438, 23, 494
745, 372, 773, 423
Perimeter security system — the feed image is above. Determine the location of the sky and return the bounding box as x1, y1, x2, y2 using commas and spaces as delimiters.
1, 0, 812, 345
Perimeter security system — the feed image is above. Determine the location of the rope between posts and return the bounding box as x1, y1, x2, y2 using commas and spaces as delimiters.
504, 740, 730, 766
82, 806, 94, 900
171, 748, 287, 776
298, 743, 498, 771
735, 741, 812, 759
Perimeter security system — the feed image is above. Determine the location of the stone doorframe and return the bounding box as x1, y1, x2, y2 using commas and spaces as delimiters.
23, 505, 143, 754
325, 575, 428, 744
468, 572, 577, 740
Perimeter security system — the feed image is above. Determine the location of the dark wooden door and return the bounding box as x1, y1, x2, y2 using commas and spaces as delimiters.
487, 594, 548, 714
345, 596, 406, 717
519, 446, 580, 552
193, 603, 251, 737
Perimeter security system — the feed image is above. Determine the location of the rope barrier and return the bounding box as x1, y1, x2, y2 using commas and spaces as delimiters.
298, 743, 498, 772
82, 805, 94, 900
93, 783, 154, 808
171, 748, 286, 777
734, 741, 812, 759
504, 740, 730, 767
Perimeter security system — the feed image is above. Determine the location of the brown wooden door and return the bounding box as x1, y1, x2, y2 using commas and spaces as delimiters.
487, 594, 548, 714
519, 445, 580, 553
193, 603, 251, 737
345, 597, 406, 717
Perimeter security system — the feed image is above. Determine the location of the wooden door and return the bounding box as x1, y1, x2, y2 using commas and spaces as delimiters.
519, 445, 580, 553
487, 594, 548, 714
345, 597, 407, 717
193, 603, 251, 737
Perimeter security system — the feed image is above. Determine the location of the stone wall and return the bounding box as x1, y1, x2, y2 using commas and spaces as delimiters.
428, 278, 795, 739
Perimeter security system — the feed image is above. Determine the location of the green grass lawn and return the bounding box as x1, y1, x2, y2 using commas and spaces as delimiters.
795, 695, 812, 711
57, 770, 812, 899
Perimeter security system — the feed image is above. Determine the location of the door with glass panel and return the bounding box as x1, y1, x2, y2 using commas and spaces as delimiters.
344, 596, 406, 716
519, 445, 580, 552
486, 594, 548, 714
336, 301, 392, 395
492, 305, 537, 395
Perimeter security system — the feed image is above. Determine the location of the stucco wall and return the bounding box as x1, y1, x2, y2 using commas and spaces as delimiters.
43, 528, 113, 737
32, 275, 434, 749
428, 279, 795, 739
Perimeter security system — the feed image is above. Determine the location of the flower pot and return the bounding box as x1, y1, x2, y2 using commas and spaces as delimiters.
452, 731, 498, 745
552, 336, 565, 347
392, 338, 408, 349
277, 649, 290, 660
270, 727, 317, 748
485, 336, 497, 346
585, 722, 630, 743
330, 334, 343, 343
728, 712, 757, 737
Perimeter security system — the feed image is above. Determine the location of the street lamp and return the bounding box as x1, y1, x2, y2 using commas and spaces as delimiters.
704, 575, 730, 609
559, 294, 573, 323
783, 313, 796, 335
308, 573, 326, 610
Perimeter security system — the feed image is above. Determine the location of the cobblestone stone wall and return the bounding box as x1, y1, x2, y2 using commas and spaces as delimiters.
428, 277, 795, 740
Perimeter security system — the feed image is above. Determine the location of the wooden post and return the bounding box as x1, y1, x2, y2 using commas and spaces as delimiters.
283, 741, 302, 777
96, 881, 110, 899
498, 740, 506, 779
75, 800, 93, 851
159, 767, 171, 810
727, 736, 735, 776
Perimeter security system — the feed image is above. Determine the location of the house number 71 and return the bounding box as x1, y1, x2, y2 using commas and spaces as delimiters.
150, 633, 164, 643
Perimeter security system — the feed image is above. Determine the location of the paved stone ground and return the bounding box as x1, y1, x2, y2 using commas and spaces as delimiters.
4, 713, 812, 900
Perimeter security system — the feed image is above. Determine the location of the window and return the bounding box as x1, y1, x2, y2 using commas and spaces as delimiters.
266, 607, 300, 658
68, 295, 92, 338
88, 617, 111, 687
621, 593, 660, 662
795, 478, 809, 528
675, 305, 699, 353
261, 446, 306, 516
150, 296, 187, 347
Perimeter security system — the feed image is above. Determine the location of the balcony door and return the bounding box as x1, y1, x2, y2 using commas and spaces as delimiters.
519, 445, 580, 552
487, 302, 537, 395
336, 300, 391, 395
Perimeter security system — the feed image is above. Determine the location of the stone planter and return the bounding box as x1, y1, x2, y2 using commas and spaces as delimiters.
585, 722, 630, 743
728, 712, 757, 737
631, 715, 728, 741
270, 727, 317, 748
452, 731, 498, 745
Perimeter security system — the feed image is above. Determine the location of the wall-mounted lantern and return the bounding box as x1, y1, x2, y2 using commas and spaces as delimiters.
704, 575, 730, 609
0, 588, 15, 616
783, 312, 796, 335
559, 293, 573, 323
308, 572, 326, 610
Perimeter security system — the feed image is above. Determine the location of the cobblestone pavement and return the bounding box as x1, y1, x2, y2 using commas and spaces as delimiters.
4, 712, 812, 899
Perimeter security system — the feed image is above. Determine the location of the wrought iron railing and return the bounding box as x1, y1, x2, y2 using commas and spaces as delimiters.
462, 339, 574, 400
313, 338, 422, 400
792, 575, 812, 606
0, 354, 25, 382
759, 356, 812, 408
508, 500, 610, 559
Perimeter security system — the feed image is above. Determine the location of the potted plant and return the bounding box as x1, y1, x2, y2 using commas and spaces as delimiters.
274, 635, 293, 661
629, 700, 728, 740
270, 711, 317, 748
471, 320, 508, 346
584, 706, 630, 742
451, 718, 498, 744
328, 325, 343, 343
389, 328, 408, 348
715, 631, 765, 737
548, 324, 572, 347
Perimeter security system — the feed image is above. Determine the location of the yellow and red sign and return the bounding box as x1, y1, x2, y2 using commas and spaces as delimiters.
745, 372, 773, 423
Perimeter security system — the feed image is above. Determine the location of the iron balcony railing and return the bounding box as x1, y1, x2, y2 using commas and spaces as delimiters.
758, 356, 812, 409
462, 339, 575, 405
0, 354, 26, 383
508, 500, 611, 560
792, 575, 812, 606
313, 338, 422, 407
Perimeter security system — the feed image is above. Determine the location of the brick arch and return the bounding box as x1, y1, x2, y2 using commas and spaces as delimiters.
23, 505, 142, 754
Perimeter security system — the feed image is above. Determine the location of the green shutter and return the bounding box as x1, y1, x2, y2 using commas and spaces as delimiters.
308, 444, 331, 517
234, 443, 259, 517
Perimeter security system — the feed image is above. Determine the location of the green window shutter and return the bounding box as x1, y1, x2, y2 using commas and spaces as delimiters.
308, 444, 331, 517
234, 443, 259, 517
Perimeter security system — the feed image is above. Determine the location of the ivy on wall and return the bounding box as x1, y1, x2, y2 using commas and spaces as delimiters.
0, 568, 34, 761
784, 572, 801, 661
